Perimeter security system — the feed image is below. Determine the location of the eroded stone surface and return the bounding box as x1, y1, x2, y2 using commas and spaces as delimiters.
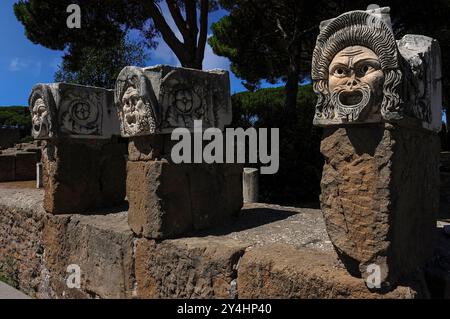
127, 160, 243, 239
237, 244, 423, 299
1, 188, 444, 299
135, 237, 247, 298
42, 138, 127, 214
320, 124, 440, 285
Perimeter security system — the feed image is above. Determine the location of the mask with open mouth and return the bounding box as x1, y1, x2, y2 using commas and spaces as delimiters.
328, 45, 385, 122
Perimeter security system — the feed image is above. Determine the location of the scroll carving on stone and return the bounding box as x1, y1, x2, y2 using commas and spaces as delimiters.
312, 8, 442, 131
115, 65, 232, 137
59, 87, 102, 135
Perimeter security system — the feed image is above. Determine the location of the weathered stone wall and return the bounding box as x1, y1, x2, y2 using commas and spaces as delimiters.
0, 151, 39, 182
1, 188, 445, 299
0, 189, 46, 297
0, 128, 21, 149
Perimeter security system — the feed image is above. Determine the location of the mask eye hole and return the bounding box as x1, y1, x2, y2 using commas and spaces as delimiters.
332, 67, 347, 77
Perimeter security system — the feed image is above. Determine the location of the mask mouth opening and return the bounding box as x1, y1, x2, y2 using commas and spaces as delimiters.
339, 90, 363, 107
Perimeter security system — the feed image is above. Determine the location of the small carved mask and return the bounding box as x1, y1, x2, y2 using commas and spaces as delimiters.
32, 98, 49, 137
328, 45, 385, 121
122, 86, 145, 129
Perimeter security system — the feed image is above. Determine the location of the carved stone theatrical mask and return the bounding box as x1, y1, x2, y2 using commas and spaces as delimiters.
312, 9, 402, 125
115, 67, 158, 137
32, 98, 50, 138
28, 84, 55, 139
312, 8, 441, 131
328, 46, 385, 121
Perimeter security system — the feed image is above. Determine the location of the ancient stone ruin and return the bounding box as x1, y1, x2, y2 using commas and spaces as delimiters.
0, 7, 449, 300
312, 7, 442, 288
115, 65, 242, 239
29, 83, 126, 213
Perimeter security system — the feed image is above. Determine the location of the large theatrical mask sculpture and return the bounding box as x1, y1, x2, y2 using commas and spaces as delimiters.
312, 7, 442, 289
312, 7, 441, 131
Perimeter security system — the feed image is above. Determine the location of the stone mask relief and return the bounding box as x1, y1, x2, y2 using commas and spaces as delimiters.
116, 67, 158, 137
328, 46, 385, 121
122, 85, 146, 133
312, 10, 402, 125
31, 97, 50, 138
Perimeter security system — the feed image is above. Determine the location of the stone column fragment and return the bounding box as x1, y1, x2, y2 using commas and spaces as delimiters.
29, 83, 126, 214
312, 8, 441, 288
115, 65, 241, 239
243, 168, 259, 203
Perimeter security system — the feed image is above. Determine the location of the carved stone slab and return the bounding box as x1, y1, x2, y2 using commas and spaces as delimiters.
311, 8, 442, 132
115, 65, 232, 137
29, 83, 120, 139
398, 35, 442, 132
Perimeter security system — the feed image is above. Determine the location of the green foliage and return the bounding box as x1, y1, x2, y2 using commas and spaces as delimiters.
0, 107, 31, 129
232, 85, 323, 205
210, 1, 331, 87
212, 0, 450, 112
54, 37, 148, 88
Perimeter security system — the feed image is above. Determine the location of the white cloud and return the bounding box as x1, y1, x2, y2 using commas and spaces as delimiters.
8, 57, 42, 76
202, 35, 230, 71
9, 58, 28, 71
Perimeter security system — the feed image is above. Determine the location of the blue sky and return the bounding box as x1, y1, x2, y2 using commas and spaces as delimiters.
0, 1, 256, 107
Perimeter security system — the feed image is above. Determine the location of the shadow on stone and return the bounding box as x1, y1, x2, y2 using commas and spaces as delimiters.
346, 124, 384, 157
194, 207, 298, 237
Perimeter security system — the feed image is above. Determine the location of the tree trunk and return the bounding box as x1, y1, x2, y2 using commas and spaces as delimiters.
179, 53, 203, 70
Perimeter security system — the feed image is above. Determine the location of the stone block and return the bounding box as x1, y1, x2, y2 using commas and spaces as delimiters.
134, 237, 248, 298
115, 65, 232, 137
127, 160, 243, 239
0, 189, 46, 298
42, 211, 135, 299
0, 154, 15, 182
29, 83, 120, 140
312, 8, 442, 131
42, 138, 127, 214
237, 244, 424, 299
320, 124, 439, 286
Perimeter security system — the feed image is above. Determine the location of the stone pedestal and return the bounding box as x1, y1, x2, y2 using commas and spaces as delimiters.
115, 65, 241, 239
127, 158, 242, 239
42, 138, 126, 214
320, 123, 439, 285
29, 83, 126, 214
311, 8, 442, 288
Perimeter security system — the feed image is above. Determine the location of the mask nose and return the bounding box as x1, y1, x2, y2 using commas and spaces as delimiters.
346, 73, 359, 88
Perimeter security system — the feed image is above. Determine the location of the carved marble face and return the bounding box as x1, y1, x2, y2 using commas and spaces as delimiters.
122, 86, 145, 132
32, 98, 49, 138
328, 46, 384, 121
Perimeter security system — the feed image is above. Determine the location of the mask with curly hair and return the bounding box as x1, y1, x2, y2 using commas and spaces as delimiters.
311, 10, 402, 125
